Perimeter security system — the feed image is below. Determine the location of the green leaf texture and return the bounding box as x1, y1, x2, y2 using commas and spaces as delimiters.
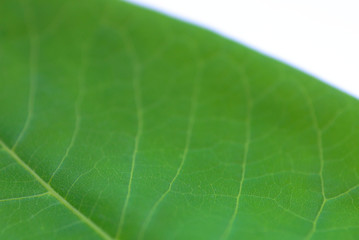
1, 0, 359, 239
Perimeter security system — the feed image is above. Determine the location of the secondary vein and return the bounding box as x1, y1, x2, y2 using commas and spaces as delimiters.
137, 63, 202, 240
116, 62, 143, 239
221, 75, 252, 240
0, 192, 49, 203
301, 86, 326, 240
0, 139, 113, 240
48, 47, 88, 184
12, 35, 38, 151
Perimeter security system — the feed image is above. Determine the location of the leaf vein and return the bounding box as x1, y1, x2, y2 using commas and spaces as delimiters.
300, 85, 327, 240
12, 24, 38, 150
48, 47, 88, 184
0, 192, 49, 203
221, 75, 252, 240
116, 32, 143, 239
0, 140, 113, 240
137, 62, 202, 240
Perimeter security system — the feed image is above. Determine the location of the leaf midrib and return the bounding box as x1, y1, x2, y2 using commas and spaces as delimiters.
0, 139, 113, 240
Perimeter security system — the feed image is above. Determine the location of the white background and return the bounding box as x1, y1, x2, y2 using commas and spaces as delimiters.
127, 0, 359, 99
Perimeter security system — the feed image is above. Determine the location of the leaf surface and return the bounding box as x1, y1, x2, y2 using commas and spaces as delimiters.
1, 0, 359, 239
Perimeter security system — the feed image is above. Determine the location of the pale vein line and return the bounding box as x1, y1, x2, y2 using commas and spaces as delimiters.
0, 192, 49, 203
137, 64, 202, 240
0, 140, 113, 240
301, 87, 326, 240
245, 193, 313, 223
327, 184, 359, 201
1, 202, 60, 235
90, 184, 107, 218
0, 163, 16, 172
321, 106, 349, 134
277, 202, 313, 223
12, 35, 38, 151
48, 48, 87, 184
65, 165, 96, 200
116, 62, 143, 239
221, 76, 252, 240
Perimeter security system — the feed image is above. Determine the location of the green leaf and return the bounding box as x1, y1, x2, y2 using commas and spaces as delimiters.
1, 0, 358, 239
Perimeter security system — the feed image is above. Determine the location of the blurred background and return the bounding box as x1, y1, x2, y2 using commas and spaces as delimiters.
127, 0, 359, 99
